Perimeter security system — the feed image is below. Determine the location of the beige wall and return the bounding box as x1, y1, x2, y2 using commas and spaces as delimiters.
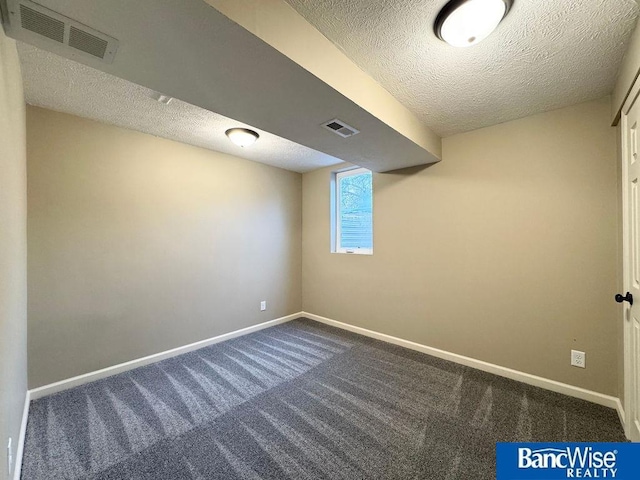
27, 107, 302, 388
25, 95, 621, 398
0, 31, 28, 477
303, 97, 619, 396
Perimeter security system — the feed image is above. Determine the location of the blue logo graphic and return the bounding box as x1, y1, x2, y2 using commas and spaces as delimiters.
497, 443, 640, 479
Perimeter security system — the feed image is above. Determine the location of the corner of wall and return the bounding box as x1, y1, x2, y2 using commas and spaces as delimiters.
0, 27, 28, 480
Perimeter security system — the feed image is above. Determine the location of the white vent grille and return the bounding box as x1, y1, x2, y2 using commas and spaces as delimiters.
322, 118, 360, 138
1, 0, 118, 63
20, 4, 64, 43
69, 25, 108, 58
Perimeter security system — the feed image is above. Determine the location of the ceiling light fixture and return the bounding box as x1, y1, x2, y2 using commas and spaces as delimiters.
434, 0, 512, 48
225, 128, 259, 147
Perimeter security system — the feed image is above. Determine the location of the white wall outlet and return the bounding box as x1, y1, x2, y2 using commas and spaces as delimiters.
571, 350, 586, 368
260, 301, 266, 311
7, 437, 13, 475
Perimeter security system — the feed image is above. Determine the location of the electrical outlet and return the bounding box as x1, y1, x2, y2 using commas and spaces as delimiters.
260, 301, 266, 311
571, 350, 586, 368
7, 437, 12, 475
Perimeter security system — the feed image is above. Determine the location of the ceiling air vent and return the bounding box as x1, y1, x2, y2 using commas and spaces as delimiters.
322, 118, 360, 138
19, 4, 64, 43
69, 25, 108, 59
1, 0, 118, 63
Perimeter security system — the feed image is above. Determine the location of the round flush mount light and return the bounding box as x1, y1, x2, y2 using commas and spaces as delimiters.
225, 128, 259, 147
435, 0, 512, 47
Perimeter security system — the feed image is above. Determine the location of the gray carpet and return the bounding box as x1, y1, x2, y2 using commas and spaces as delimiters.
21, 318, 626, 479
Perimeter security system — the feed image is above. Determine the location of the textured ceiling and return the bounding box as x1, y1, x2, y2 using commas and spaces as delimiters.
12, 0, 438, 173
18, 43, 343, 173
285, 0, 639, 137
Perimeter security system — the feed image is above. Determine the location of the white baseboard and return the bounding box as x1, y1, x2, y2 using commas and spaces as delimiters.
615, 398, 626, 431
29, 312, 302, 400
13, 390, 30, 480
26, 309, 623, 420
302, 311, 621, 411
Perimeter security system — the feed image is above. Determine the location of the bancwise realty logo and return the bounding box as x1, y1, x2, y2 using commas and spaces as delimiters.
497, 443, 640, 479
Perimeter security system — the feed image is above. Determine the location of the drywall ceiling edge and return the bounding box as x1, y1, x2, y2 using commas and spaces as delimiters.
4, 0, 438, 172
18, 43, 345, 173
612, 17, 640, 124
205, 0, 442, 160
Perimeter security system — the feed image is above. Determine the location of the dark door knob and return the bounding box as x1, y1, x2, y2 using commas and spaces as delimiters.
615, 292, 633, 305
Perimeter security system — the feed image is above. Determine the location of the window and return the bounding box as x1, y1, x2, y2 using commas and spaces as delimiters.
332, 167, 373, 254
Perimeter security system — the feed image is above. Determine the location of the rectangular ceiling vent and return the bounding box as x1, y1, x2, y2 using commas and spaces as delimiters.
19, 4, 64, 43
322, 118, 360, 138
68, 25, 109, 59
1, 0, 118, 63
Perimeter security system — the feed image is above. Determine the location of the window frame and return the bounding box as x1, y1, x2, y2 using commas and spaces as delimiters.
332, 167, 373, 255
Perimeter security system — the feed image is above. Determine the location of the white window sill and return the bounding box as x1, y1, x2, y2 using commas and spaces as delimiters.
333, 249, 373, 256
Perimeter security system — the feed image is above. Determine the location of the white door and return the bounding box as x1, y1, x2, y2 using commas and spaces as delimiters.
622, 86, 640, 442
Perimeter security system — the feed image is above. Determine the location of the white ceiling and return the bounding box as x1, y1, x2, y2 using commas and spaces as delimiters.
17, 43, 344, 173
10, 0, 439, 174
284, 0, 639, 137
14, 0, 639, 169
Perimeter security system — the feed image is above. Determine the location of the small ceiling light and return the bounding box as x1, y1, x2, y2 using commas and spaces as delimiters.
225, 128, 259, 147
435, 0, 512, 47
